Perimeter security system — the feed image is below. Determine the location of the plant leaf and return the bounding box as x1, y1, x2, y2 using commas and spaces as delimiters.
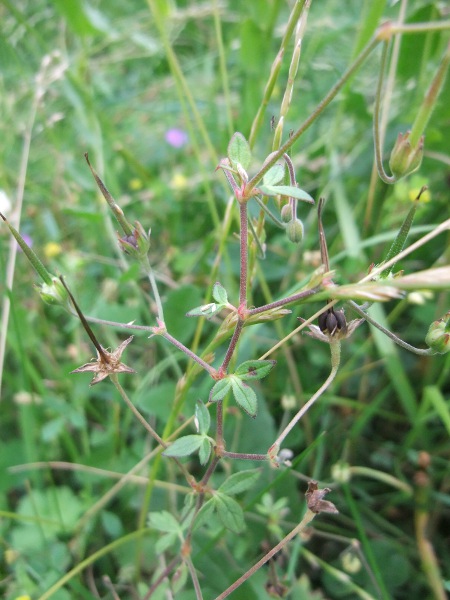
228, 132, 251, 170
155, 532, 178, 554
381, 201, 418, 279
259, 184, 314, 204
214, 493, 245, 533
193, 498, 216, 531
230, 376, 258, 417
212, 282, 228, 305
162, 435, 204, 458
263, 163, 285, 186
195, 400, 210, 435
198, 438, 212, 465
186, 303, 223, 319
218, 469, 261, 495
148, 510, 182, 534
234, 359, 276, 381
209, 378, 232, 403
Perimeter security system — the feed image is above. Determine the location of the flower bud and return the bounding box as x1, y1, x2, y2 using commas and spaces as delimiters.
389, 131, 424, 180
425, 311, 450, 354
118, 221, 150, 260
280, 204, 292, 223
285, 218, 303, 244
38, 276, 69, 307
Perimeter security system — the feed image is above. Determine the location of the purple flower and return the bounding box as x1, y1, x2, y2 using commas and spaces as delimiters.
165, 128, 188, 148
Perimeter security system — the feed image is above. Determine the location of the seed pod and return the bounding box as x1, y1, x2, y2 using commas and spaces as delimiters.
318, 308, 347, 336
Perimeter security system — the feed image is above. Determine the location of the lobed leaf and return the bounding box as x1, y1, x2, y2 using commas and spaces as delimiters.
148, 510, 182, 534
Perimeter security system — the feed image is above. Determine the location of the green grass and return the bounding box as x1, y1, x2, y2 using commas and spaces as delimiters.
1, 1, 450, 599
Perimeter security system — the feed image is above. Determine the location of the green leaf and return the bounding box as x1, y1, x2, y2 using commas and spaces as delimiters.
259, 184, 314, 204
218, 469, 261, 495
186, 302, 223, 319
228, 132, 251, 170
199, 438, 212, 465
212, 281, 228, 305
162, 435, 204, 458
148, 510, 181, 534
381, 201, 418, 279
263, 163, 285, 186
209, 378, 232, 402
230, 376, 258, 417
195, 401, 210, 435
155, 532, 178, 554
193, 498, 216, 531
234, 359, 276, 381
214, 493, 246, 533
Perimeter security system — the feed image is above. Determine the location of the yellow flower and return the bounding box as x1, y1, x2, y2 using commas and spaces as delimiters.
129, 178, 143, 191
171, 173, 188, 191
44, 241, 62, 258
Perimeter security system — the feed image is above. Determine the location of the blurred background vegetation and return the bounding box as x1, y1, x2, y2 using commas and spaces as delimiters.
0, 0, 449, 598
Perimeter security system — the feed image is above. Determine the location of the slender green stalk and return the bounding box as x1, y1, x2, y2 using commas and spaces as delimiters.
248, 0, 308, 148
415, 476, 447, 600
358, 219, 450, 283
342, 483, 390, 599
0, 81, 39, 399
269, 340, 341, 454
388, 21, 450, 35
214, 509, 316, 599
213, 0, 234, 138
373, 41, 396, 184
37, 528, 152, 600
348, 300, 433, 356
301, 547, 379, 600
409, 41, 450, 148
245, 36, 380, 195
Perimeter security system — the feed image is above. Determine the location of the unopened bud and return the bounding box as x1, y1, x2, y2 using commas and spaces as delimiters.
285, 218, 303, 244
280, 204, 293, 223
118, 221, 150, 259
38, 276, 69, 307
389, 131, 424, 180
425, 311, 450, 354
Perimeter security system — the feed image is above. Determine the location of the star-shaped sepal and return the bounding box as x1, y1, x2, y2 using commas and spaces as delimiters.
71, 336, 136, 386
